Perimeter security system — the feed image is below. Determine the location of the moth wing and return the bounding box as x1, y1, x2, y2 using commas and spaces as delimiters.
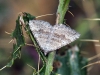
29, 20, 52, 50
48, 24, 80, 51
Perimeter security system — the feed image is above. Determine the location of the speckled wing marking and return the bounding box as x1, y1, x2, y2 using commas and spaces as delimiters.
29, 20, 80, 54
49, 24, 80, 51
29, 20, 52, 51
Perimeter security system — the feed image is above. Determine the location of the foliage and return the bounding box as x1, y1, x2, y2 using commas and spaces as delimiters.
0, 0, 87, 75
54, 46, 87, 75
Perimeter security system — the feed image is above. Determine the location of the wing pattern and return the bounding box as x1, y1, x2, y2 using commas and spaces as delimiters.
29, 20, 80, 54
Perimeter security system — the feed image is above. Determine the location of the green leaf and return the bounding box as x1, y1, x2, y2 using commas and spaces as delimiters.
0, 16, 25, 71
68, 46, 87, 75
54, 50, 70, 75
21, 12, 47, 75
54, 46, 87, 75
11, 16, 25, 47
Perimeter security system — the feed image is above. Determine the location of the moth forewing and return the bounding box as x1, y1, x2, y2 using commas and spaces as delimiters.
28, 20, 80, 55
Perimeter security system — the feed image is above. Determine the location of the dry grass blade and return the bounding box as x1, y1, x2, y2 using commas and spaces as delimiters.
82, 61, 100, 69
8, 39, 14, 44
27, 64, 36, 73
88, 53, 100, 61
25, 43, 40, 49
38, 54, 40, 75
5, 31, 11, 34
0, 66, 7, 71
80, 39, 99, 42
85, 18, 100, 21
95, 44, 100, 46
36, 13, 55, 18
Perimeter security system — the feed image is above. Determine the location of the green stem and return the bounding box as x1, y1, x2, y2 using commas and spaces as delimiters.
44, 0, 70, 75
24, 26, 47, 73
44, 51, 55, 75
28, 31, 48, 74
28, 31, 46, 62
57, 0, 70, 24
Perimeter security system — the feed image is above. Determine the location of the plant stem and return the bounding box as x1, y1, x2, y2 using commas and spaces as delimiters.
28, 31, 46, 62
57, 0, 70, 24
44, 51, 55, 75
44, 0, 70, 75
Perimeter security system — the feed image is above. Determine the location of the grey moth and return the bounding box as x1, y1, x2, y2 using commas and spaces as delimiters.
29, 20, 80, 55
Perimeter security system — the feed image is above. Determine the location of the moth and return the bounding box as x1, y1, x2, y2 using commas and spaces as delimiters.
28, 20, 80, 55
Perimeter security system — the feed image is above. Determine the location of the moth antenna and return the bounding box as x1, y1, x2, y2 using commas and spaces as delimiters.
36, 13, 55, 18
5, 31, 11, 34
68, 10, 74, 17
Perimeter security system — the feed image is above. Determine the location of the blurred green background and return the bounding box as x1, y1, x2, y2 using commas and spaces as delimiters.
0, 0, 100, 75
